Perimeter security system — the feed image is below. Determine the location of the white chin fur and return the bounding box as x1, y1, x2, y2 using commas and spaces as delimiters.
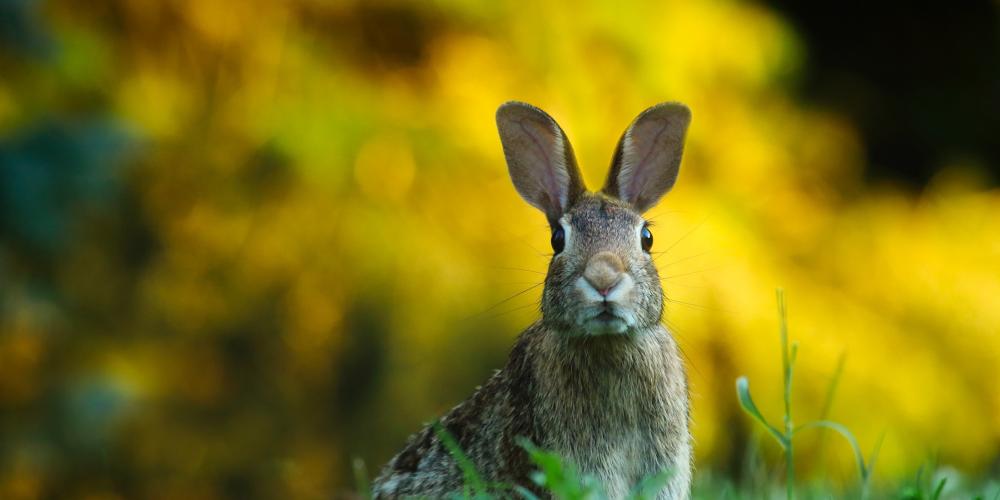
580, 316, 630, 336
573, 275, 638, 336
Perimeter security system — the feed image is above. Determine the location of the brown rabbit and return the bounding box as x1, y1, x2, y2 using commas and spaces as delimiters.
373, 102, 693, 499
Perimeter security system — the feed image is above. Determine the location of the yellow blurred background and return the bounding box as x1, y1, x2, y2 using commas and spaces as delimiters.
0, 0, 998, 497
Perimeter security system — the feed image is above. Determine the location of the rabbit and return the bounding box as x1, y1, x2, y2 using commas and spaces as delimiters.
372, 101, 693, 499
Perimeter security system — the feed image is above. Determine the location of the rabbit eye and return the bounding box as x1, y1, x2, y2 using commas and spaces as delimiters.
551, 226, 565, 254
641, 225, 653, 252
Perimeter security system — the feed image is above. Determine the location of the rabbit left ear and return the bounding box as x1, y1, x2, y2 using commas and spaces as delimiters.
602, 103, 691, 213
496, 101, 587, 223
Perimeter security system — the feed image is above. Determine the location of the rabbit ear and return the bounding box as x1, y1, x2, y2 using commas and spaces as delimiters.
496, 102, 586, 222
602, 103, 691, 213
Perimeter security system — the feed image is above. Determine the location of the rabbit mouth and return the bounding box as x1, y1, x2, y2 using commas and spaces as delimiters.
594, 310, 618, 321
577, 305, 631, 335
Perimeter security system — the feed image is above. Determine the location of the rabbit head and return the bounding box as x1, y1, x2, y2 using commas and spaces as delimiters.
496, 102, 691, 336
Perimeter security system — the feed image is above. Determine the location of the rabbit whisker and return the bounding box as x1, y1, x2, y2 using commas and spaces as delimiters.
463, 282, 544, 321
664, 297, 714, 312
659, 250, 713, 266
492, 266, 546, 275
658, 280, 707, 290
643, 209, 684, 222
660, 317, 702, 379
661, 265, 726, 280
658, 216, 709, 257
478, 300, 542, 321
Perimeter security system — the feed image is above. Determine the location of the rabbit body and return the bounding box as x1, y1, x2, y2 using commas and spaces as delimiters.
373, 103, 694, 499
374, 319, 690, 499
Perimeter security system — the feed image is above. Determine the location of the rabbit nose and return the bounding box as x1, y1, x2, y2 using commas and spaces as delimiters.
584, 252, 625, 296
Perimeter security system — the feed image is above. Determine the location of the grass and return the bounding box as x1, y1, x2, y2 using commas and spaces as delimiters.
735, 289, 879, 499
355, 290, 1000, 499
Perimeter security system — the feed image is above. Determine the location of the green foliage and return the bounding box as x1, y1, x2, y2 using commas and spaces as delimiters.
349, 289, 1000, 499
366, 426, 1000, 499
353, 457, 372, 500
517, 437, 606, 500
735, 289, 879, 499
516, 437, 675, 500
377, 429, 676, 500
433, 422, 494, 499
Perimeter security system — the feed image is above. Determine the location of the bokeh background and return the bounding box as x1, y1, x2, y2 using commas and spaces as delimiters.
1, 0, 998, 497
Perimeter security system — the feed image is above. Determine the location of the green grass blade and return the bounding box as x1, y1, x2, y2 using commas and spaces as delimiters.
433, 421, 488, 494
736, 376, 788, 449
867, 431, 885, 480
794, 420, 868, 481
777, 290, 795, 437
352, 457, 371, 500
857, 432, 885, 499
816, 352, 847, 473
931, 477, 947, 500
819, 353, 847, 422
518, 437, 607, 499
517, 437, 574, 496
627, 468, 675, 499
514, 485, 541, 500
775, 288, 796, 500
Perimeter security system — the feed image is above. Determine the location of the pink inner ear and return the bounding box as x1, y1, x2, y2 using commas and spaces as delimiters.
516, 119, 563, 208
622, 120, 671, 203
506, 116, 572, 214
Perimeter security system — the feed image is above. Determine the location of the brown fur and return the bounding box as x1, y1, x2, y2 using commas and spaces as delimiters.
373, 103, 693, 499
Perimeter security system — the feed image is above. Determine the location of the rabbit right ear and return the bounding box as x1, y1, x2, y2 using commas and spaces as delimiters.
496, 102, 586, 222
602, 103, 691, 213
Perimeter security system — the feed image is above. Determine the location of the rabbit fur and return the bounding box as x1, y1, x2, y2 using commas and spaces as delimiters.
373, 101, 693, 499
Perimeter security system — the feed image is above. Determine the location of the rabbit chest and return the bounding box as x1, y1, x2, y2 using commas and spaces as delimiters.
532, 327, 691, 498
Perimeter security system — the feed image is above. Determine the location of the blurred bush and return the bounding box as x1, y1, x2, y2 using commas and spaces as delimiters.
0, 0, 997, 498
